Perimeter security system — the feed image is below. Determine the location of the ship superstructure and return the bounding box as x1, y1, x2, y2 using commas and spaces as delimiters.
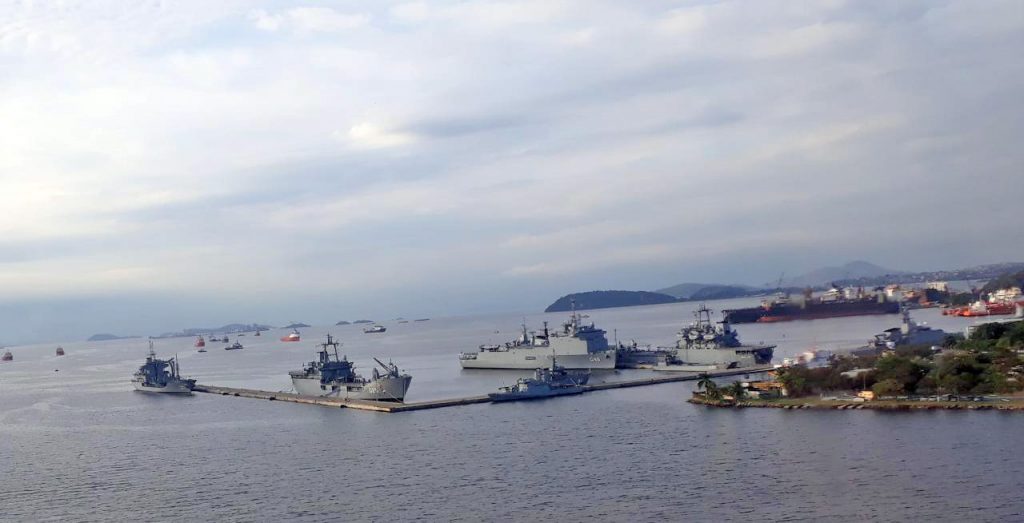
459, 304, 616, 370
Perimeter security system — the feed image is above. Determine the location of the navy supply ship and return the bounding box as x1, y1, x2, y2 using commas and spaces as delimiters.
653, 304, 774, 372
489, 359, 590, 402
723, 285, 898, 324
459, 308, 616, 370
132, 342, 196, 393
289, 334, 412, 402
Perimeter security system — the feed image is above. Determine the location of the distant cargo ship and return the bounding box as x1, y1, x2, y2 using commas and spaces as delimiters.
723, 286, 899, 324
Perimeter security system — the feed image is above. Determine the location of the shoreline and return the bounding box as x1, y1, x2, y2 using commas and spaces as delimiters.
688, 396, 1024, 411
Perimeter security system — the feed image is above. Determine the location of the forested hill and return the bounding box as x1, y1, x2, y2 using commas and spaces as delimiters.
545, 291, 678, 313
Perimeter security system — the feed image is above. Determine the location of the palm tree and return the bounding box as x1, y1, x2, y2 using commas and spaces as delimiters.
697, 373, 715, 393
729, 381, 746, 401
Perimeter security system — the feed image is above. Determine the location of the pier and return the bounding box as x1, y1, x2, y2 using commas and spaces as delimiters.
193, 366, 773, 414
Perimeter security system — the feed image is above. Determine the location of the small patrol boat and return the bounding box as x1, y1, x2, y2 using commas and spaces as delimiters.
289, 334, 412, 401
225, 341, 244, 351
132, 342, 195, 394
488, 359, 590, 402
363, 324, 387, 334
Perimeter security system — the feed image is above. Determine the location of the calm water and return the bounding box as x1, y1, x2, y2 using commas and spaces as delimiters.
2, 299, 1022, 522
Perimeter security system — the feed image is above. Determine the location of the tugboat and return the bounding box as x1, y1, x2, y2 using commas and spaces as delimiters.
56, 346, 65, 356
281, 329, 301, 342
194, 335, 206, 348
363, 324, 387, 334
132, 342, 195, 394
225, 341, 244, 351
489, 358, 590, 402
2, 349, 12, 362
289, 334, 412, 402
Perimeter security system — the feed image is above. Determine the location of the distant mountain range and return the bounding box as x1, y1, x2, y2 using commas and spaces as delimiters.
545, 260, 1024, 313
780, 260, 899, 288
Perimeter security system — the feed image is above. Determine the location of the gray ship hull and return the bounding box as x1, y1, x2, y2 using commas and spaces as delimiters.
459, 350, 616, 370
132, 379, 193, 394
489, 385, 585, 402
291, 375, 412, 402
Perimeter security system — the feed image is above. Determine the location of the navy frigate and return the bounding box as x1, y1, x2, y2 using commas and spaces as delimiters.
489, 358, 590, 402
459, 304, 616, 370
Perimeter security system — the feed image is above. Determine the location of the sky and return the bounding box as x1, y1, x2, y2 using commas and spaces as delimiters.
1, 0, 1023, 343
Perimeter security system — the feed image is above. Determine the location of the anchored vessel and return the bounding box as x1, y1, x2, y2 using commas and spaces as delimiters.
281, 329, 301, 342
194, 335, 206, 348
853, 306, 948, 356
56, 346, 65, 356
460, 306, 617, 370
723, 285, 898, 324
132, 343, 195, 393
289, 334, 412, 402
2, 349, 12, 362
489, 359, 590, 401
654, 304, 775, 371
363, 324, 387, 334
225, 341, 244, 351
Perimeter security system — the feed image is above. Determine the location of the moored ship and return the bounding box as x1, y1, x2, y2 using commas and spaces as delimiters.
132, 343, 195, 393
289, 334, 412, 402
654, 304, 774, 371
459, 305, 616, 370
723, 285, 898, 324
489, 359, 590, 402
281, 329, 301, 342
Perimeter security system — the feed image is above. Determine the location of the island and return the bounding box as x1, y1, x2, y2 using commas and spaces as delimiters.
352, 320, 374, 324
283, 323, 311, 329
335, 320, 351, 326
545, 290, 678, 312
87, 333, 141, 342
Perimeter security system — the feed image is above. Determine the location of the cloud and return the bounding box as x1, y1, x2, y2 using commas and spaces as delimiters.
249, 7, 370, 33
1, 0, 1022, 342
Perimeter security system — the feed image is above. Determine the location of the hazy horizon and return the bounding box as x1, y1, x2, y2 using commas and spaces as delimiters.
2, 1, 1023, 344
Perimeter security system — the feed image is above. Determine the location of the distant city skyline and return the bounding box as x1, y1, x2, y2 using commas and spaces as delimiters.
2, 1, 1022, 343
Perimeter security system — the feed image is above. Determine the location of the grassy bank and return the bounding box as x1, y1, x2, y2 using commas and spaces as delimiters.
688, 395, 1024, 411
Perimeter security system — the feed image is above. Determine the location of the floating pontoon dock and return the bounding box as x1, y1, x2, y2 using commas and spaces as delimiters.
193, 366, 773, 414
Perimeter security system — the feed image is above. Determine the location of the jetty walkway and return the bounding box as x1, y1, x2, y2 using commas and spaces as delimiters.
193, 366, 772, 414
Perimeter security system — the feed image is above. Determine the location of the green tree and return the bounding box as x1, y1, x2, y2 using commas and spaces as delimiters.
871, 378, 903, 397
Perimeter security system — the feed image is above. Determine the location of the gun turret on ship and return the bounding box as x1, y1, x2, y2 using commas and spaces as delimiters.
459, 301, 617, 370
289, 334, 412, 402
653, 304, 775, 372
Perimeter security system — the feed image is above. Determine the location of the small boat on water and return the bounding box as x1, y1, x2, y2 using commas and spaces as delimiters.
489, 359, 590, 402
194, 335, 206, 348
197, 346, 207, 353
363, 324, 387, 334
2, 350, 12, 362
281, 329, 301, 342
132, 342, 195, 394
56, 346, 65, 356
225, 341, 244, 351
254, 330, 261, 337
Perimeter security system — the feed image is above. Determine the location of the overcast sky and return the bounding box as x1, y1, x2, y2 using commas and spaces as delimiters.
1, 0, 1022, 343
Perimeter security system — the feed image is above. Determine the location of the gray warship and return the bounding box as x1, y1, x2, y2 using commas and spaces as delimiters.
489, 359, 590, 402
652, 304, 775, 372
132, 342, 196, 393
289, 334, 412, 402
853, 306, 948, 356
460, 305, 616, 370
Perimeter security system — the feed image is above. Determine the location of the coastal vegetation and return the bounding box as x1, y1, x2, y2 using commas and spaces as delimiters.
772, 320, 1024, 398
